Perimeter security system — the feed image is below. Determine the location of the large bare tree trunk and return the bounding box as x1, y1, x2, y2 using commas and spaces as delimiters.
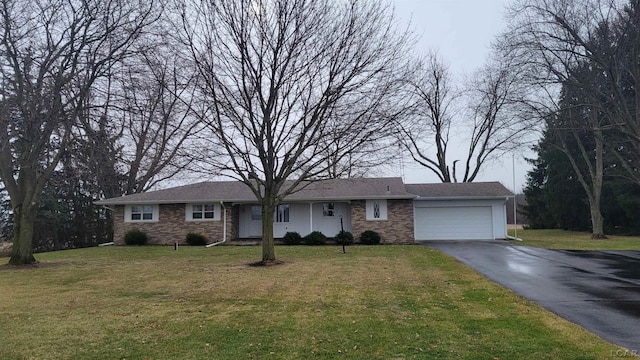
9, 202, 37, 265
589, 199, 605, 239
261, 198, 276, 263
559, 126, 607, 239
589, 130, 606, 239
1, 155, 48, 264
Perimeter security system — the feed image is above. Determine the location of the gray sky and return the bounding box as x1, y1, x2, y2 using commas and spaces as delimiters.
392, 0, 532, 192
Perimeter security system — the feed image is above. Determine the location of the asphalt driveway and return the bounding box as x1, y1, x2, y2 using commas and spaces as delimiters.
424, 240, 640, 351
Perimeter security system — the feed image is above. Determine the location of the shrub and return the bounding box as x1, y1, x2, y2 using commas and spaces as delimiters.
303, 231, 327, 245
124, 229, 148, 245
334, 230, 354, 245
282, 231, 302, 245
360, 230, 381, 245
186, 232, 208, 246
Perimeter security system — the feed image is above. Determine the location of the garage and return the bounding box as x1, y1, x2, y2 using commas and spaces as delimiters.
406, 182, 512, 241
414, 206, 493, 240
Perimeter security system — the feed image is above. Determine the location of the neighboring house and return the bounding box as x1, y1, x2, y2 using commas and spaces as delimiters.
95, 177, 513, 245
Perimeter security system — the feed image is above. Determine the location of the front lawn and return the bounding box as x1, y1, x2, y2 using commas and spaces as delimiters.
509, 229, 640, 250
0, 245, 626, 359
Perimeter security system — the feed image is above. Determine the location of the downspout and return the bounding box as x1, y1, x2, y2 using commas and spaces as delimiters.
206, 201, 227, 247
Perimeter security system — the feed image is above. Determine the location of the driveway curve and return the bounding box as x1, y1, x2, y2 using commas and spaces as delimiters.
424, 240, 640, 351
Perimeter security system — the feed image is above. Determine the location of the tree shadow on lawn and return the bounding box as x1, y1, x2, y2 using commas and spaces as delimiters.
247, 259, 286, 267
0, 262, 67, 271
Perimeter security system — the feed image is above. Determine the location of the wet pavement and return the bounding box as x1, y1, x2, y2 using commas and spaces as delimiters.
424, 241, 640, 351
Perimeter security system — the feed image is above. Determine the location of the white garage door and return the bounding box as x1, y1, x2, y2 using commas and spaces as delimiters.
414, 206, 493, 240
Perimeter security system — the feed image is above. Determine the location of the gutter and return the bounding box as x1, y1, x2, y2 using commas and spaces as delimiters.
97, 194, 417, 206
206, 201, 227, 247
413, 196, 513, 201
506, 235, 523, 242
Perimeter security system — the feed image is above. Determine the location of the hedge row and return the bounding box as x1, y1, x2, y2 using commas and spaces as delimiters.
123, 229, 381, 246
124, 230, 209, 246
282, 230, 380, 245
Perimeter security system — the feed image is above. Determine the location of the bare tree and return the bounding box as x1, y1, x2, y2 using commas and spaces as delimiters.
177, 0, 414, 263
399, 52, 533, 183
497, 0, 625, 237
398, 52, 457, 182
460, 58, 536, 182
551, 84, 607, 239
603, 0, 640, 185
81, 50, 201, 198
120, 56, 200, 194
0, 0, 161, 265
321, 138, 401, 179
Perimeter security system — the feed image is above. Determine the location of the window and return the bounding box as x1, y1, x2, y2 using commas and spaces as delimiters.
365, 199, 387, 220
127, 205, 157, 222
251, 205, 262, 220
275, 204, 290, 223
193, 204, 215, 219
186, 203, 220, 221
131, 205, 153, 220
322, 202, 335, 217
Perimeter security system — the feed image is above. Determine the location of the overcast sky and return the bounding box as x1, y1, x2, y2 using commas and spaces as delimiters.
391, 0, 532, 192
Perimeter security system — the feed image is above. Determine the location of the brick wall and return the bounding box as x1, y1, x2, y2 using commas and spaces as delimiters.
350, 199, 414, 244
112, 200, 414, 245
114, 203, 230, 245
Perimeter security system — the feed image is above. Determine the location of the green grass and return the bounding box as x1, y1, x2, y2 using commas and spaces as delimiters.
0, 245, 628, 359
509, 228, 640, 250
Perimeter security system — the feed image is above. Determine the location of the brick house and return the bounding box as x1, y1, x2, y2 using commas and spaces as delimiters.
96, 177, 513, 245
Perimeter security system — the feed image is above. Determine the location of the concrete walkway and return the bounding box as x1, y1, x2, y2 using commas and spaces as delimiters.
424, 240, 640, 351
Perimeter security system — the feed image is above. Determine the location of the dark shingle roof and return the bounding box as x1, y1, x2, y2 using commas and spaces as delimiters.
96, 181, 254, 205
95, 177, 414, 205
405, 182, 513, 199
95, 178, 513, 205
